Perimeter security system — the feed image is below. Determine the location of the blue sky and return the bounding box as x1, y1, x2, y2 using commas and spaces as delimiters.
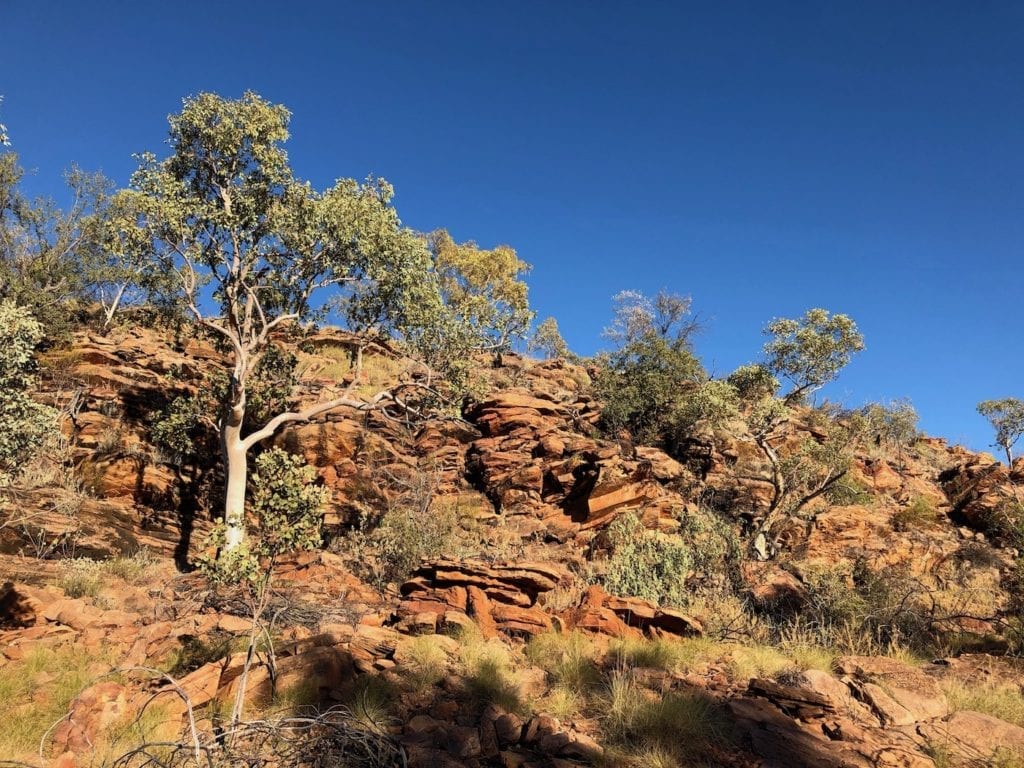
3, 1, 1022, 453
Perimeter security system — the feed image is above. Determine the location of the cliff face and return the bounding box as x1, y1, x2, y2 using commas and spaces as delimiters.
2, 325, 1023, 767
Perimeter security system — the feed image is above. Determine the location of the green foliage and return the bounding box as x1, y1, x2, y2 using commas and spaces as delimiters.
677, 505, 742, 588
861, 399, 919, 455
671, 379, 740, 438
778, 429, 855, 515
747, 395, 791, 438
0, 644, 115, 758
200, 448, 325, 586
763, 308, 864, 402
249, 449, 325, 549
238, 344, 299, 429
594, 290, 704, 444
429, 229, 534, 353
790, 562, 935, 652
825, 476, 873, 505
602, 671, 731, 762
525, 631, 601, 691
977, 397, 1024, 465
0, 301, 58, 482
81, 187, 178, 326
153, 346, 297, 467
605, 512, 692, 608
343, 491, 462, 589
982, 498, 1024, 550
610, 635, 717, 674
125, 91, 433, 340
727, 363, 779, 401
0, 150, 110, 340
151, 395, 202, 464
528, 316, 570, 359
892, 495, 939, 532
103, 549, 156, 583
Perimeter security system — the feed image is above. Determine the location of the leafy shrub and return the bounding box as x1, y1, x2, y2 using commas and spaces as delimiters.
0, 301, 58, 482
670, 379, 739, 440
593, 290, 704, 444
605, 512, 691, 608
337, 469, 465, 589
861, 399, 919, 456
826, 476, 874, 505
242, 344, 298, 428
356, 500, 461, 589
727, 363, 779, 401
982, 498, 1024, 549
200, 448, 326, 587
677, 505, 742, 591
892, 495, 939, 531
796, 562, 935, 652
151, 395, 202, 465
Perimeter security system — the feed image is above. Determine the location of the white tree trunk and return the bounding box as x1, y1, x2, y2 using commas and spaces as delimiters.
222, 418, 248, 552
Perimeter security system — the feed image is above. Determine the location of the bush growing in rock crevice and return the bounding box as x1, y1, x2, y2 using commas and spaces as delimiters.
0, 301, 59, 484
604, 512, 692, 608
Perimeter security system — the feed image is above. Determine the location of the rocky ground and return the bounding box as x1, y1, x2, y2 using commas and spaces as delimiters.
1, 326, 1023, 767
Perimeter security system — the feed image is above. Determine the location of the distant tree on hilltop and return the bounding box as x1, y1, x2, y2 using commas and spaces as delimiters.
977, 397, 1024, 467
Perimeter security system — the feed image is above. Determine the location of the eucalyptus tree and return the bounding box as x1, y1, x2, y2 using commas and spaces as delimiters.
763, 308, 864, 404
594, 289, 704, 443
977, 398, 1024, 467
119, 92, 444, 551
83, 190, 177, 327
0, 152, 107, 339
428, 228, 533, 354
529, 316, 570, 359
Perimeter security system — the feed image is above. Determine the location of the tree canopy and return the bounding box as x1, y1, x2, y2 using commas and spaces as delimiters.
116, 91, 531, 551
763, 308, 864, 403
977, 398, 1024, 466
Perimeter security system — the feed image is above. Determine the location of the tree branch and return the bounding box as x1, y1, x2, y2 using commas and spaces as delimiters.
241, 389, 392, 450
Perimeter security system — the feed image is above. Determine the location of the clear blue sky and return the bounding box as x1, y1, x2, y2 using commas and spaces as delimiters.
3, 1, 1022, 453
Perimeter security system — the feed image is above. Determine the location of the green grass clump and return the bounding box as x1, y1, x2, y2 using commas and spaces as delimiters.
403, 635, 451, 692
892, 495, 939, 531
56, 557, 106, 598
525, 630, 601, 690
610, 636, 717, 675
103, 549, 156, 583
602, 670, 731, 763
0, 645, 114, 758
942, 677, 1024, 727
726, 645, 791, 682
456, 626, 528, 714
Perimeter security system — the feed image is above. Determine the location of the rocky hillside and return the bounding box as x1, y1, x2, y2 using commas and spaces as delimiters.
2, 324, 1023, 768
